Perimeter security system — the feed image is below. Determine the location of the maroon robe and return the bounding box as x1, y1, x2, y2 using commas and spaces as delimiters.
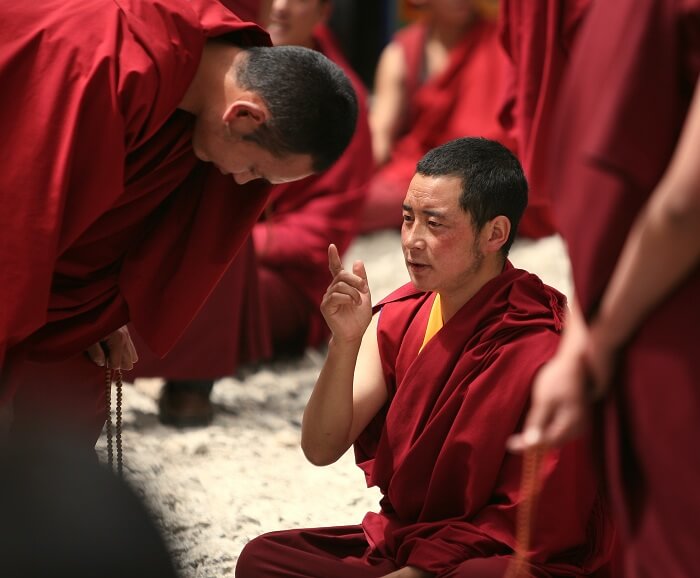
236, 264, 614, 577
0, 0, 270, 435
549, 1, 700, 575
128, 23, 372, 380
497, 0, 591, 238
361, 19, 518, 233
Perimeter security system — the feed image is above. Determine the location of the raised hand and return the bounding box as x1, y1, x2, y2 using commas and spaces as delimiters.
320, 243, 372, 344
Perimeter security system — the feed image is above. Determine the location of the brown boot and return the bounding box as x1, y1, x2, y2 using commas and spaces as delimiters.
158, 381, 214, 428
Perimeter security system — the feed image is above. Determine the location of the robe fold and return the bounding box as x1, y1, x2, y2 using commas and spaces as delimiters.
497, 0, 591, 238
0, 0, 270, 414
128, 23, 372, 380
361, 19, 518, 234
236, 264, 614, 577
549, 0, 700, 574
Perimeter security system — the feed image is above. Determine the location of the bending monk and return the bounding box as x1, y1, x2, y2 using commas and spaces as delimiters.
131, 0, 374, 428
236, 137, 614, 578
0, 0, 358, 444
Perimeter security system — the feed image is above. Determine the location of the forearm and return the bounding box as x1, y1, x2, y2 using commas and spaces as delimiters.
301, 337, 361, 465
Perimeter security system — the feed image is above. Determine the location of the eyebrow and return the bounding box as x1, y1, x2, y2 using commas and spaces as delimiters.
402, 204, 446, 219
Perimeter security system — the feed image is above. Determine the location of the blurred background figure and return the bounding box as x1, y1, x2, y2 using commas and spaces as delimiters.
130, 0, 373, 428
360, 0, 518, 234
0, 433, 178, 578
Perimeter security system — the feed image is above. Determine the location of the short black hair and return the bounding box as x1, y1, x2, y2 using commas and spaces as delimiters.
416, 137, 528, 256
235, 45, 358, 173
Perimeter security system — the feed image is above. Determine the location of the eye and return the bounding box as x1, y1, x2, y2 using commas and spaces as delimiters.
428, 220, 442, 228
402, 213, 414, 223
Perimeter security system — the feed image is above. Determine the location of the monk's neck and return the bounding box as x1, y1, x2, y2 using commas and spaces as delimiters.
429, 14, 476, 50
438, 257, 505, 323
178, 41, 244, 115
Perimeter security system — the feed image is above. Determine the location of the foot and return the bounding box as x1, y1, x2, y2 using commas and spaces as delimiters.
158, 382, 214, 428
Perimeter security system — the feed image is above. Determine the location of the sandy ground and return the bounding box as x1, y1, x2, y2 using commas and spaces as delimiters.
97, 230, 572, 577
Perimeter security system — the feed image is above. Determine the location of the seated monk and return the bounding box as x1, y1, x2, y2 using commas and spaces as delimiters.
235, 137, 615, 578
361, 0, 548, 236
130, 0, 374, 427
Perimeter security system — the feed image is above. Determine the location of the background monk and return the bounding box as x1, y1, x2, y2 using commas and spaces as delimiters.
360, 0, 519, 235
129, 0, 374, 428
508, 1, 700, 576
235, 138, 614, 578
0, 0, 358, 445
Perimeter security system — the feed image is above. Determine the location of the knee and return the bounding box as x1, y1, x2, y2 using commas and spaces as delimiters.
235, 534, 273, 578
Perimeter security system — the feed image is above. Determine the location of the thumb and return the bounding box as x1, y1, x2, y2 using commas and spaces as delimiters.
507, 401, 551, 453
86, 343, 106, 367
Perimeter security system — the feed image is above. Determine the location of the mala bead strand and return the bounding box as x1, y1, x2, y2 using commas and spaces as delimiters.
105, 366, 114, 470
504, 447, 545, 578
104, 366, 124, 477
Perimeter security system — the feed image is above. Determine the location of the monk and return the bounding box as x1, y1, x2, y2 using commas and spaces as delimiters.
131, 0, 374, 427
361, 0, 527, 236
507, 1, 700, 577
235, 138, 614, 578
0, 0, 358, 443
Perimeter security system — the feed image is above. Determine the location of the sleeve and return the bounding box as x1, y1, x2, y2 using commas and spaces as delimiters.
0, 27, 125, 390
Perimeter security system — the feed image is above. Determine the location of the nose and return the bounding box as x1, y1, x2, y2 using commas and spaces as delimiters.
402, 222, 426, 250
272, 0, 288, 13
233, 171, 257, 185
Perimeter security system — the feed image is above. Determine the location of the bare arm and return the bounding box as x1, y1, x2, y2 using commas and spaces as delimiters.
301, 245, 388, 466
370, 41, 408, 167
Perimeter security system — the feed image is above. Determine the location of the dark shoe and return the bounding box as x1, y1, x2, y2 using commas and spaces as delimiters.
158, 383, 214, 428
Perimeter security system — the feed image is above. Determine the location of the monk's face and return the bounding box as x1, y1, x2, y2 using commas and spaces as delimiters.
401, 173, 485, 297
267, 0, 329, 48
192, 120, 315, 185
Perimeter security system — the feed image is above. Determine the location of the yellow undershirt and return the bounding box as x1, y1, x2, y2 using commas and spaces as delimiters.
420, 293, 444, 352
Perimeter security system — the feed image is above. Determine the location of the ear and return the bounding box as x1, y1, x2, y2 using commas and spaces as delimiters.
222, 99, 269, 136
482, 215, 511, 254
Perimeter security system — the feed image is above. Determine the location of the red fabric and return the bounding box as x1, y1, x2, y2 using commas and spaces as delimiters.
353, 264, 614, 576
361, 20, 519, 233
236, 525, 537, 578
128, 235, 272, 379
497, 0, 591, 238
0, 1, 269, 400
549, 0, 700, 575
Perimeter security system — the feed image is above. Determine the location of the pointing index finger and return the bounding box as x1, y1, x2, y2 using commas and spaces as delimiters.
328, 243, 343, 277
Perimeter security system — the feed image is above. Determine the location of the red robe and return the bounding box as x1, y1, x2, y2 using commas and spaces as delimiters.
128, 23, 372, 380
497, 0, 591, 238
236, 264, 615, 577
550, 1, 700, 575
361, 19, 518, 233
0, 0, 270, 432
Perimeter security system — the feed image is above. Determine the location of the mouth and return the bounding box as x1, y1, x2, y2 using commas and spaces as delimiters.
406, 260, 429, 272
